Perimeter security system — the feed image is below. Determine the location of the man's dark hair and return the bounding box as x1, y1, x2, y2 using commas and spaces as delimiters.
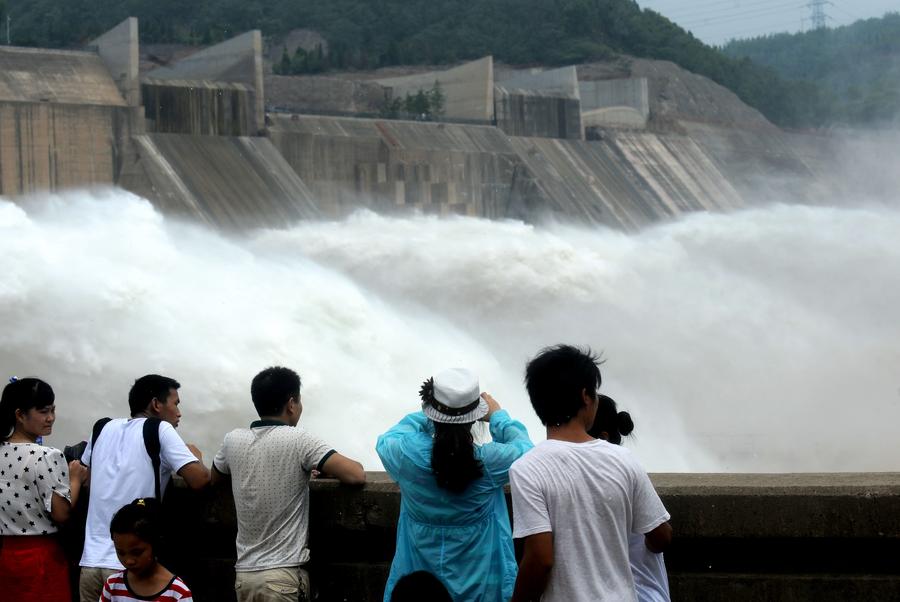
128, 375, 180, 417
524, 345, 602, 426
251, 367, 301, 417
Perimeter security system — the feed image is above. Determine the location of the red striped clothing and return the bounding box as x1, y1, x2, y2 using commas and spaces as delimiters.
101, 571, 192, 601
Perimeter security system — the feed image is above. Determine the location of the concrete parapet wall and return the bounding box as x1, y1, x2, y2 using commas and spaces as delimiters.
0, 101, 135, 196
583, 106, 648, 130
580, 78, 650, 119
376, 57, 494, 123
496, 66, 581, 99
142, 79, 256, 136
157, 472, 900, 601
266, 74, 387, 116
147, 31, 264, 133
87, 18, 140, 107
118, 133, 319, 229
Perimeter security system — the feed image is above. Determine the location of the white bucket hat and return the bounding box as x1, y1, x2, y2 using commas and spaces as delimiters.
421, 367, 488, 424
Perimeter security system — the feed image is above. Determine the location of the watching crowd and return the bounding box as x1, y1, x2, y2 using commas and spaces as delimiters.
0, 344, 671, 602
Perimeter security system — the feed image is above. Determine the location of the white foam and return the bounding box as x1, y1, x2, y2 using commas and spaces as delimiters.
2, 189, 899, 471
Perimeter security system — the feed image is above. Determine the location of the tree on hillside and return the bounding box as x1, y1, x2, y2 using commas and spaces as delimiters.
379, 83, 446, 121
274, 47, 291, 75
5, 0, 856, 127
0, 1, 6, 46
723, 13, 900, 125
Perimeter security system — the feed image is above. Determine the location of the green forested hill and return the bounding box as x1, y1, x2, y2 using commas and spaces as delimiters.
0, 0, 837, 128
724, 13, 900, 125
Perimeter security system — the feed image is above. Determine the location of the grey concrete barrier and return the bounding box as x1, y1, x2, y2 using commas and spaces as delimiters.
147, 472, 900, 601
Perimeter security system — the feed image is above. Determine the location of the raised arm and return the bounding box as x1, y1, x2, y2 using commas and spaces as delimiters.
49, 459, 88, 524
479, 395, 534, 484
375, 411, 431, 477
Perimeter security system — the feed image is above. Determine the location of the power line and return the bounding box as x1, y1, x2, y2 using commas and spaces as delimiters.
663, 0, 788, 21
830, 3, 863, 24
721, 20, 807, 41
683, 4, 806, 28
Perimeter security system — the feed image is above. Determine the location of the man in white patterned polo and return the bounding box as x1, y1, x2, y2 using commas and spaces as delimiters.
212, 366, 366, 602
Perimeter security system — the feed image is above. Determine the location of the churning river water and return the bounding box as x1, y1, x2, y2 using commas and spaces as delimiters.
2, 188, 899, 472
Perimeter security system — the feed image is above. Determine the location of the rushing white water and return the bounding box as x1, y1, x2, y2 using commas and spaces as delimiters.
2, 188, 899, 472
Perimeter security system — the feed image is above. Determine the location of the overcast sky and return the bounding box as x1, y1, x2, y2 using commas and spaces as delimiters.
638, 0, 898, 46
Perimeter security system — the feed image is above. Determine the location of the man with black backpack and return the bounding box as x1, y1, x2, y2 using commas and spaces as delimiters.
77, 374, 210, 602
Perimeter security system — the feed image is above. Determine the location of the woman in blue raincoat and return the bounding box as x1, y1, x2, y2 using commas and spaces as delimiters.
376, 368, 534, 602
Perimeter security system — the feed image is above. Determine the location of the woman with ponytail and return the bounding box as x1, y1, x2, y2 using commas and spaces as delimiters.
376, 368, 533, 601
589, 394, 673, 602
0, 377, 88, 601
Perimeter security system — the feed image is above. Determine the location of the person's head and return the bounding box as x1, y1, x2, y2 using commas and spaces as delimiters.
110, 498, 162, 577
587, 394, 634, 445
251, 366, 302, 424
420, 369, 486, 493
391, 571, 452, 602
524, 345, 603, 429
128, 375, 181, 427
0, 377, 56, 441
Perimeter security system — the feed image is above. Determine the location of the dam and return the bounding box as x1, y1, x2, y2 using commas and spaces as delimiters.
0, 18, 840, 227
1, 17, 899, 601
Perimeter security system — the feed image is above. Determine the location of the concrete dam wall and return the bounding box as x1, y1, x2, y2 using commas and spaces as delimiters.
119, 133, 320, 229
148, 472, 900, 602
0, 46, 137, 196
265, 113, 746, 230
507, 132, 743, 230
268, 114, 520, 218
0, 26, 839, 232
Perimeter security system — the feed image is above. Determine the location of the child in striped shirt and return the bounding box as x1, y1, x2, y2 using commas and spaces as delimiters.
100, 498, 192, 601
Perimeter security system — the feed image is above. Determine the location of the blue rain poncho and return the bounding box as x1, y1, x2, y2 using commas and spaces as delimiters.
376, 410, 534, 602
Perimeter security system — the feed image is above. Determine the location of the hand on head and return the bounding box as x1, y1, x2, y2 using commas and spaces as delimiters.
479, 393, 501, 421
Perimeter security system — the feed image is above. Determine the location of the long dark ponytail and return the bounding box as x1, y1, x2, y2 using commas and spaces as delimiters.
431, 422, 483, 493
0, 378, 55, 440
420, 377, 483, 493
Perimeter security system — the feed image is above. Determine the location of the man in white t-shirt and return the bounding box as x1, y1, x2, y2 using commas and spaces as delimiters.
212, 366, 365, 602
78, 375, 211, 602
509, 345, 673, 602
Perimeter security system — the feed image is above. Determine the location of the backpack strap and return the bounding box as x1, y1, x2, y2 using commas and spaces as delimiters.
88, 417, 113, 464
142, 417, 163, 501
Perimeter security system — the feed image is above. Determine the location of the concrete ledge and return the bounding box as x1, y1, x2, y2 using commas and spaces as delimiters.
670, 573, 900, 601
157, 472, 900, 601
